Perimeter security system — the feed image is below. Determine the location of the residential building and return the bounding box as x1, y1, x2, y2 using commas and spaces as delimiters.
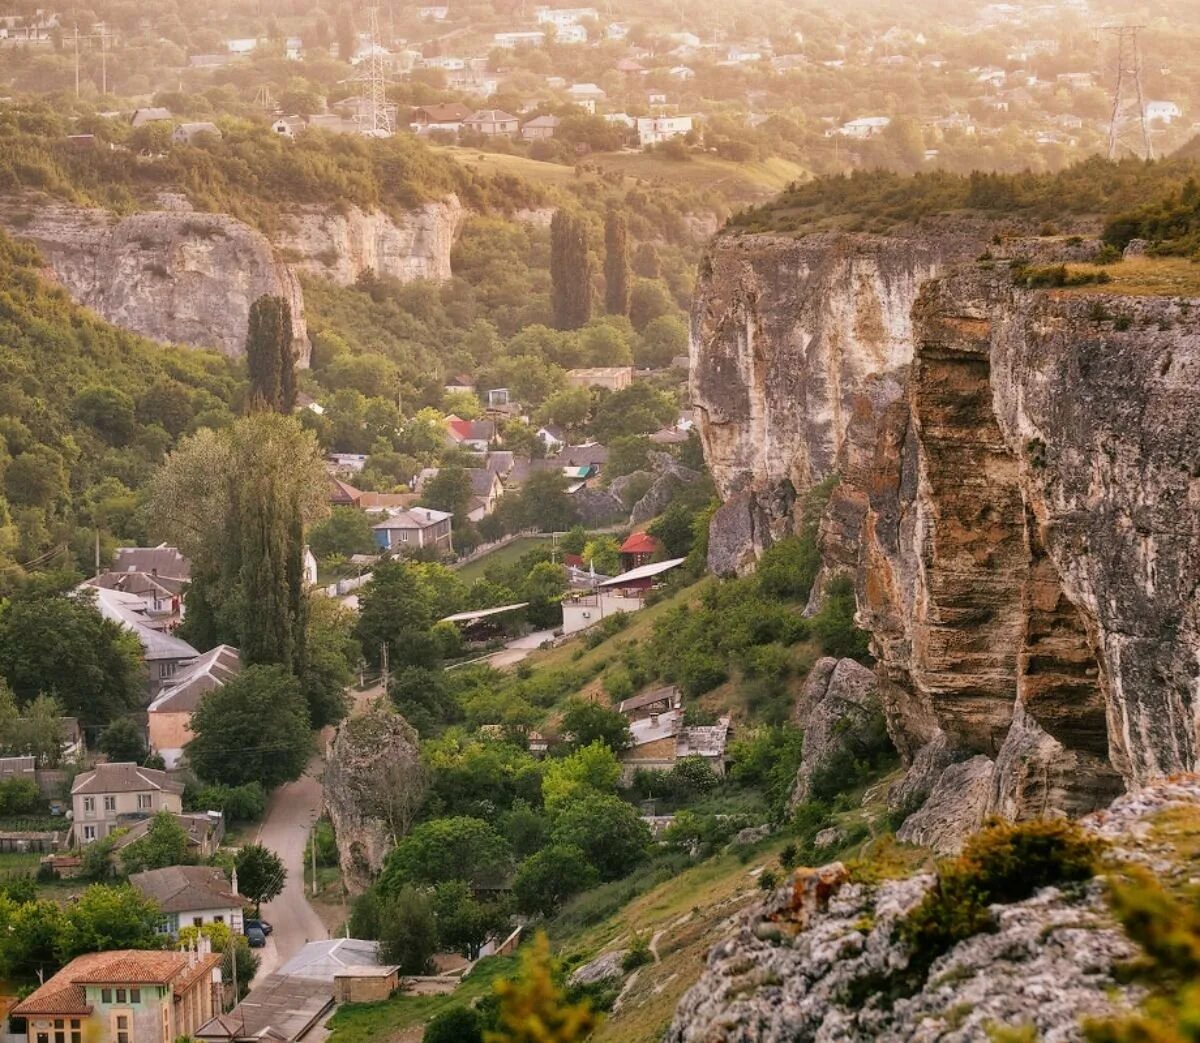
536, 425, 566, 451
272, 115, 306, 137
226, 37, 259, 54
148, 645, 241, 768
521, 114, 561, 140
599, 556, 687, 595
113, 811, 225, 862
130, 107, 172, 127
466, 469, 504, 522
636, 115, 693, 146
618, 684, 681, 720
1147, 100, 1182, 124
555, 24, 587, 43
567, 82, 606, 103
71, 763, 185, 845
619, 532, 662, 571
411, 101, 473, 133
445, 416, 498, 450
619, 708, 731, 782
131, 865, 246, 936
566, 366, 633, 391
835, 116, 891, 138
463, 109, 519, 136
172, 122, 222, 145
110, 544, 189, 583
87, 587, 200, 696
418, 5, 449, 19
11, 949, 223, 1043
534, 6, 598, 27
371, 508, 453, 554
493, 30, 545, 47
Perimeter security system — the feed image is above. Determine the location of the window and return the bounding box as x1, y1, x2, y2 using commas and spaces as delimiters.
103, 796, 116, 812
83, 825, 96, 842
54, 1018, 64, 1043
115, 989, 126, 1003
213, 914, 224, 923
71, 1019, 81, 1043
36, 1033, 48, 1043
158, 661, 177, 680
114, 1013, 129, 1043
101, 989, 112, 1003
192, 916, 203, 927
83, 797, 95, 814
137, 794, 152, 810
129, 989, 140, 1004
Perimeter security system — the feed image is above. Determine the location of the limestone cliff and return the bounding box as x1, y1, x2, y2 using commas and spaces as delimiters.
274, 197, 463, 285
692, 230, 1200, 842
1, 202, 309, 362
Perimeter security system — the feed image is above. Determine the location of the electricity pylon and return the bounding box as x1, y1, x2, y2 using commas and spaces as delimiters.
1103, 25, 1152, 160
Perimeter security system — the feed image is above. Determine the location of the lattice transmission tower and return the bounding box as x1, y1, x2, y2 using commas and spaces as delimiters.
357, 6, 394, 136
1103, 25, 1151, 160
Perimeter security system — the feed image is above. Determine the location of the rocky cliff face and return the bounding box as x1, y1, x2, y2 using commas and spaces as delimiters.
1, 202, 309, 362
692, 230, 1200, 844
274, 197, 463, 285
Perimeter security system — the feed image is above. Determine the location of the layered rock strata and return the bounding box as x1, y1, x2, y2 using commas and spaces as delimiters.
693, 231, 1200, 842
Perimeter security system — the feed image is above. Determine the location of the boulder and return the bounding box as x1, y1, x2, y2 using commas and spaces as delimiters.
897, 755, 993, 854
569, 950, 628, 987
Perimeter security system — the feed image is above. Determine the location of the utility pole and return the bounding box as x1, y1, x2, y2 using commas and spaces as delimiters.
311, 822, 319, 897
1103, 24, 1151, 160
355, 6, 394, 136
73, 26, 80, 97
94, 530, 100, 577
380, 642, 389, 693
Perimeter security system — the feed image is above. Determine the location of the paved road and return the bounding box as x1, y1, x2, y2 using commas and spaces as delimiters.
252, 755, 329, 981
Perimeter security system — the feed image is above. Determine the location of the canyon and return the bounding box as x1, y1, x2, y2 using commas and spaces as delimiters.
691, 227, 1200, 846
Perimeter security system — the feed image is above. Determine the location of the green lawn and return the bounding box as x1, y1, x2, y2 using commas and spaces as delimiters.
453, 536, 553, 584
325, 954, 519, 1042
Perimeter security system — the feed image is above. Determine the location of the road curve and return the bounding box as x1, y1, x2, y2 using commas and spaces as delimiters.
252, 754, 329, 979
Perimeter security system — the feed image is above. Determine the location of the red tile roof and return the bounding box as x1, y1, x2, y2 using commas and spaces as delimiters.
620, 532, 661, 555
12, 951, 221, 1017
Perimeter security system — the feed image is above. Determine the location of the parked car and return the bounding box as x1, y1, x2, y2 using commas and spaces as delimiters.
244, 918, 273, 935
245, 926, 266, 948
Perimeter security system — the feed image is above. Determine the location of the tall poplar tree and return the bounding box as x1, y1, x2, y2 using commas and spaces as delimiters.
550, 211, 593, 331
604, 208, 630, 316
246, 295, 296, 414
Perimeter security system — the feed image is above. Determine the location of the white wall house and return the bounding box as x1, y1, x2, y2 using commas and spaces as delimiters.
637, 115, 693, 146
1147, 100, 1182, 124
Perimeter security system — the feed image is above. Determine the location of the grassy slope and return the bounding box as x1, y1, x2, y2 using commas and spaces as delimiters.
1060, 256, 1200, 296
432, 146, 805, 203
452, 536, 555, 584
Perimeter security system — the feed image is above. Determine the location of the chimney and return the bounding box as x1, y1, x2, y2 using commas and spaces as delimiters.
649, 712, 659, 726
231, 867, 238, 897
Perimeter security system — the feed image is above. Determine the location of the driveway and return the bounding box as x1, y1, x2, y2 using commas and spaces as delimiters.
252, 755, 329, 980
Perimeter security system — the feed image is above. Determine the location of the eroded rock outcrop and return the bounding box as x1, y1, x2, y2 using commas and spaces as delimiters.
692, 227, 1200, 838
668, 775, 1200, 1042
324, 704, 427, 894
1, 202, 308, 361
275, 197, 463, 284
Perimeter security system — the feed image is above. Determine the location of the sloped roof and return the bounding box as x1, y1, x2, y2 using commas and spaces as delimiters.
371, 507, 452, 531
466, 468, 500, 496
113, 811, 220, 851
149, 645, 241, 714
72, 762, 185, 797
599, 557, 687, 587
328, 476, 363, 504
414, 102, 473, 121
466, 108, 518, 122
620, 532, 661, 555
86, 587, 199, 661
113, 545, 190, 580
130, 865, 244, 914
277, 938, 395, 981
619, 684, 680, 714
13, 951, 221, 1016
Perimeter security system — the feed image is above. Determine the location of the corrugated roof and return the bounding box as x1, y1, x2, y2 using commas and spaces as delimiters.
113, 546, 190, 580
599, 557, 687, 587
619, 685, 680, 714
620, 532, 661, 555
86, 587, 199, 660
277, 939, 395, 981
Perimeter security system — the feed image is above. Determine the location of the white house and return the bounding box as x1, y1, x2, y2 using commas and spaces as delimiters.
493, 30, 545, 47
1147, 100, 1182, 124
836, 116, 891, 138
555, 24, 587, 43
535, 6, 597, 27
418, 5, 449, 19
568, 82, 606, 103
130, 865, 246, 936
225, 37, 259, 54
172, 122, 222, 145
668, 65, 695, 80
637, 115, 693, 147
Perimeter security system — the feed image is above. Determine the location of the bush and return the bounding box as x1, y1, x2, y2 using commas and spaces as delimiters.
622, 933, 653, 971
900, 819, 1102, 981
424, 1006, 482, 1043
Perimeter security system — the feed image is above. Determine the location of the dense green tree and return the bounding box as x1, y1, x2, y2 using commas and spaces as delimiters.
74, 386, 136, 445
0, 898, 64, 978
628, 279, 673, 332
541, 742, 621, 810
561, 701, 632, 753
550, 210, 593, 331
55, 885, 163, 961
234, 844, 286, 914
591, 384, 677, 443
298, 597, 355, 728
432, 880, 511, 959
521, 561, 567, 629
187, 665, 312, 788
422, 465, 473, 526
355, 559, 438, 670
379, 885, 438, 974
639, 314, 688, 368
246, 296, 296, 414
379, 816, 511, 893
0, 590, 143, 728
550, 794, 650, 881
632, 242, 661, 279
512, 845, 598, 918
119, 812, 191, 874
97, 718, 148, 764
388, 665, 459, 735
603, 209, 630, 316
649, 502, 698, 559
308, 507, 375, 560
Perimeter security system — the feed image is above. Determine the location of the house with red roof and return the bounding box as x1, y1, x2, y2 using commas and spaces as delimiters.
11, 948, 222, 1043
620, 532, 662, 571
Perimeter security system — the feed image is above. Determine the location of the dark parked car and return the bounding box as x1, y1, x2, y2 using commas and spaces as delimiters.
245, 926, 266, 948
244, 918, 273, 935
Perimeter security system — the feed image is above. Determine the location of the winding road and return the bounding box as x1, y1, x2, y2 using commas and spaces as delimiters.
251, 754, 329, 980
